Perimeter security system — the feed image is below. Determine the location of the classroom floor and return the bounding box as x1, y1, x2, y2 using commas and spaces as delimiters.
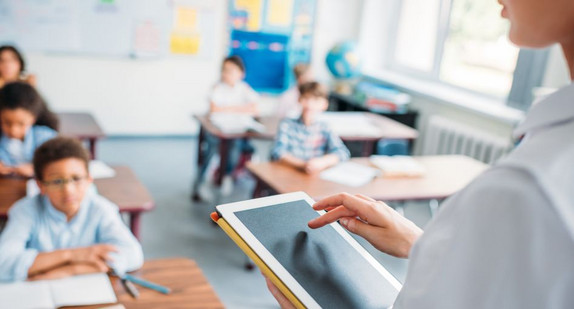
97, 137, 434, 309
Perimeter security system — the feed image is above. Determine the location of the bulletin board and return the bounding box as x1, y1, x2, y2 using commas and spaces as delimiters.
0, 0, 216, 59
228, 0, 316, 93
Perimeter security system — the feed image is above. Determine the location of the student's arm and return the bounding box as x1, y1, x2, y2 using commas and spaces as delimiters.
278, 153, 307, 170
13, 164, 34, 178
304, 154, 340, 174
0, 161, 14, 175
28, 263, 106, 281
325, 128, 350, 161
245, 84, 260, 115
271, 120, 297, 166
0, 201, 41, 281
27, 244, 115, 278
96, 198, 144, 274
0, 147, 15, 175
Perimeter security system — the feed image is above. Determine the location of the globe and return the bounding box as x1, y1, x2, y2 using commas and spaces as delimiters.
325, 41, 362, 79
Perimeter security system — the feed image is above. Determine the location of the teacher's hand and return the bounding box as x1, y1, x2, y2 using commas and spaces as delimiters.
308, 193, 423, 258
264, 277, 296, 309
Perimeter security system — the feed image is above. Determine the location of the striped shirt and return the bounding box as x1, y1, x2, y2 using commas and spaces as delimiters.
271, 117, 350, 161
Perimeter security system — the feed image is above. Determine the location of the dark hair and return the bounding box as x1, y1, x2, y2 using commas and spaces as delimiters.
0, 81, 59, 131
33, 137, 90, 181
0, 45, 26, 75
298, 81, 327, 99
223, 55, 245, 73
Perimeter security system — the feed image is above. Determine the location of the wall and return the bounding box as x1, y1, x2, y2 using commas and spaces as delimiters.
24, 0, 365, 136
27, 0, 227, 136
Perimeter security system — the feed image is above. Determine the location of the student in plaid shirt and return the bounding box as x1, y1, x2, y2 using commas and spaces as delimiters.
271, 82, 350, 174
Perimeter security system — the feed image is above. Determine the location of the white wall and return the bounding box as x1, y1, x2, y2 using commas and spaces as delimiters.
28, 0, 228, 136
311, 0, 364, 82
24, 0, 365, 136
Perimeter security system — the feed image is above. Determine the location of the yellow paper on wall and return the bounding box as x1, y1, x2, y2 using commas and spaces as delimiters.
235, 0, 262, 31
175, 7, 197, 30
267, 0, 293, 27
170, 33, 200, 55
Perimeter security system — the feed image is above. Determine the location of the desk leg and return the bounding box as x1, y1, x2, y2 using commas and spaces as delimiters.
192, 127, 206, 202
361, 140, 376, 157
89, 138, 97, 159
197, 126, 205, 167
429, 199, 440, 217
216, 139, 231, 186
130, 212, 142, 240
393, 202, 405, 216
252, 180, 264, 198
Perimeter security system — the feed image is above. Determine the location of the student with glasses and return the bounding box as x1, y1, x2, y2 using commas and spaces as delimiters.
0, 137, 143, 282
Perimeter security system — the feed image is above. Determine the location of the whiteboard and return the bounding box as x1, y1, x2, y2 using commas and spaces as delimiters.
0, 0, 216, 58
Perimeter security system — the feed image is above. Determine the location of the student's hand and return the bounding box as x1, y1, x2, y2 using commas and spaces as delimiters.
279, 154, 307, 171
264, 277, 296, 309
304, 157, 329, 174
70, 244, 117, 271
28, 263, 108, 281
0, 162, 14, 175
308, 193, 423, 258
13, 164, 34, 178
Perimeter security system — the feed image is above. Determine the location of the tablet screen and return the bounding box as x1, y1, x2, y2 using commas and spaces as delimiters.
235, 199, 399, 309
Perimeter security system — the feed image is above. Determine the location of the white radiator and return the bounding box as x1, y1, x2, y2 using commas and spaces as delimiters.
422, 116, 513, 164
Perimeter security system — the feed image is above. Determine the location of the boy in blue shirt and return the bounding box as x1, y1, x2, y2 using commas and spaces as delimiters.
272, 82, 350, 173
0, 137, 143, 282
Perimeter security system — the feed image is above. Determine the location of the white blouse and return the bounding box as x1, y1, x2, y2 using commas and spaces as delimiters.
395, 83, 574, 308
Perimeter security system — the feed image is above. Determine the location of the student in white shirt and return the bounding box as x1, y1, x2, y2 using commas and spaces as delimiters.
209, 55, 259, 115
195, 56, 259, 197
277, 63, 313, 119
265, 0, 574, 307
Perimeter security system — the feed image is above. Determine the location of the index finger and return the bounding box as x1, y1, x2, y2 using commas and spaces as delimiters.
313, 193, 382, 226
308, 205, 356, 229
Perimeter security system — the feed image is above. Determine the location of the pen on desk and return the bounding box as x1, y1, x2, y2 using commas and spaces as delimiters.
121, 278, 140, 299
124, 274, 171, 294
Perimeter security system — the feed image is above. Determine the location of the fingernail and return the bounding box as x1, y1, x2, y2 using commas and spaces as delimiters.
340, 218, 349, 227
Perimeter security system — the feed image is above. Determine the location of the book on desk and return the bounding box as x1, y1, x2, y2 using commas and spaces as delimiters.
0, 273, 116, 309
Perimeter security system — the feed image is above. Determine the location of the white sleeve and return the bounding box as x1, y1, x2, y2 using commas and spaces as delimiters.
394, 167, 574, 309
244, 83, 259, 104
95, 198, 143, 275
0, 200, 39, 281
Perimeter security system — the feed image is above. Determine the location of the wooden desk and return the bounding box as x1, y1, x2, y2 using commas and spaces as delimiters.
0, 166, 154, 239
67, 258, 224, 309
192, 113, 418, 192
58, 112, 105, 159
247, 155, 488, 202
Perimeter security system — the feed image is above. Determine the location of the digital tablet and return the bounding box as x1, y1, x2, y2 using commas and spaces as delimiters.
213, 191, 402, 309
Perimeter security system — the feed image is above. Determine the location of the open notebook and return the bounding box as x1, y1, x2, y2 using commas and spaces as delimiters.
0, 273, 117, 309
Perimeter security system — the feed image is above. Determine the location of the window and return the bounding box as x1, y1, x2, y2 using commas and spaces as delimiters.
393, 0, 441, 73
440, 0, 518, 97
385, 0, 544, 106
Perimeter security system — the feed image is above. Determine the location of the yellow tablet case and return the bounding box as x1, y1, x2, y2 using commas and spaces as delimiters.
210, 212, 306, 309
